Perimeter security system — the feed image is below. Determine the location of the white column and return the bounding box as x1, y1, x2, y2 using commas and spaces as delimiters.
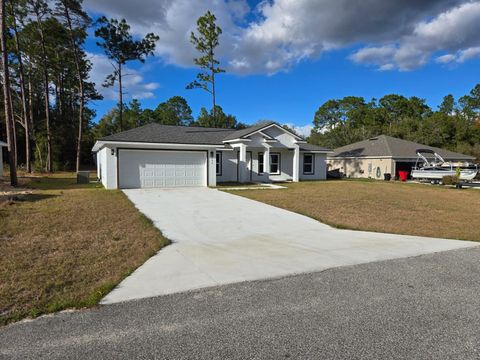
263, 145, 270, 182
238, 143, 248, 183
208, 150, 217, 186
293, 144, 300, 182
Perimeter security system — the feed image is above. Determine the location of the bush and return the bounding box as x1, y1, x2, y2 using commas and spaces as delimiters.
442, 175, 459, 185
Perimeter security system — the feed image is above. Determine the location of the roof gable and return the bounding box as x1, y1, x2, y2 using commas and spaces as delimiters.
222, 122, 304, 142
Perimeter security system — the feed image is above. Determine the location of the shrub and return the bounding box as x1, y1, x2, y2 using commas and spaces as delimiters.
442, 175, 458, 185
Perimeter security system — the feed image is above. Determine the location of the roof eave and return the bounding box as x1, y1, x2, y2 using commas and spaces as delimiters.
92, 140, 222, 152
303, 150, 334, 154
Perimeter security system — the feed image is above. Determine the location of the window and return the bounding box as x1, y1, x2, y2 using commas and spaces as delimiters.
270, 153, 281, 174
216, 152, 222, 176
303, 153, 314, 175
258, 152, 264, 174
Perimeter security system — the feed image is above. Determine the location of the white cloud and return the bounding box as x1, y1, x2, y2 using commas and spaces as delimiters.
458, 47, 480, 62
87, 52, 160, 101
85, 0, 480, 74
435, 46, 480, 65
351, 2, 480, 70
350, 46, 397, 70
435, 54, 457, 64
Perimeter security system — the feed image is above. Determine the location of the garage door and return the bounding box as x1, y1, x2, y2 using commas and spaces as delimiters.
118, 150, 207, 188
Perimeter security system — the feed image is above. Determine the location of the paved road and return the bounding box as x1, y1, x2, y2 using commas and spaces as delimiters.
103, 188, 476, 303
2, 247, 480, 359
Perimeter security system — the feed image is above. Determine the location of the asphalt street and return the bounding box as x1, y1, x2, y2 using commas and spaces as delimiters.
1, 247, 479, 360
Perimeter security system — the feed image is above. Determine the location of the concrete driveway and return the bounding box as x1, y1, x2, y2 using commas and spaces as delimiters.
102, 188, 477, 304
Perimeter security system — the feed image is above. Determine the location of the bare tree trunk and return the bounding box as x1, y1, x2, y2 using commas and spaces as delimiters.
61, 2, 86, 172
34, 8, 53, 172
211, 56, 216, 126
1, 0, 18, 186
28, 60, 35, 142
9, 85, 18, 168
10, 4, 31, 172
118, 62, 123, 131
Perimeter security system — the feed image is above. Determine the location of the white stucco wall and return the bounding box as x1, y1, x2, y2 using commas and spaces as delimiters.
96, 146, 117, 189
216, 150, 238, 182
251, 151, 269, 183
300, 153, 327, 180
269, 150, 294, 181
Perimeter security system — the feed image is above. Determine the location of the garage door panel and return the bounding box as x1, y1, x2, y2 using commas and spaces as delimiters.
119, 150, 207, 189
154, 179, 166, 187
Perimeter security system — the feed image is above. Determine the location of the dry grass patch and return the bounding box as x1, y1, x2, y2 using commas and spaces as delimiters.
0, 173, 169, 326
230, 180, 480, 241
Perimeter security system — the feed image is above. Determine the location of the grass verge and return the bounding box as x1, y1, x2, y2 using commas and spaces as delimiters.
0, 173, 170, 326
228, 180, 480, 242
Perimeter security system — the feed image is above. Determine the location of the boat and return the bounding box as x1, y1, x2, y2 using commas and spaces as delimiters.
410, 149, 478, 181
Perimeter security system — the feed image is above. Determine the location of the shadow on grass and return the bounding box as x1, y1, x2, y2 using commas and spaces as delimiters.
0, 193, 58, 204
25, 177, 102, 191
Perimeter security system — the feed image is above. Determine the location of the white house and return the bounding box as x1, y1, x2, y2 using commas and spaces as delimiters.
92, 122, 331, 189
0, 140, 7, 178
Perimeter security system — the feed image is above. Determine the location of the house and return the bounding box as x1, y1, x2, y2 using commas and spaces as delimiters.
0, 140, 7, 178
327, 135, 476, 179
92, 122, 331, 189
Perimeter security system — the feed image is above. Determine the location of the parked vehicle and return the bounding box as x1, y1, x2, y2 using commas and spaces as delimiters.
411, 149, 478, 181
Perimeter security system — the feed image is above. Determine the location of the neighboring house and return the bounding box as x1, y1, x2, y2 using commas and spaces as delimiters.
0, 140, 7, 178
327, 135, 475, 180
92, 122, 331, 189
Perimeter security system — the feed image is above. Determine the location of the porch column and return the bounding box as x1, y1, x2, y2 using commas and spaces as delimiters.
208, 150, 217, 186
238, 143, 248, 183
263, 144, 270, 181
293, 144, 300, 182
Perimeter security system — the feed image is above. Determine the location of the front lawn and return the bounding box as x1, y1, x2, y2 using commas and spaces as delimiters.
0, 173, 169, 326
229, 180, 480, 242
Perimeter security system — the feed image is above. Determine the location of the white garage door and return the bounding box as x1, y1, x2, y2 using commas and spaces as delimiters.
118, 150, 207, 188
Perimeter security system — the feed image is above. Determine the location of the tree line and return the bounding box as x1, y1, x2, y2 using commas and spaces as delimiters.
309, 85, 480, 160
93, 97, 246, 139
1, 2, 232, 186
0, 0, 104, 186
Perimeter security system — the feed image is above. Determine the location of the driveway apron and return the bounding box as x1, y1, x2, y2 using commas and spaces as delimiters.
101, 188, 478, 304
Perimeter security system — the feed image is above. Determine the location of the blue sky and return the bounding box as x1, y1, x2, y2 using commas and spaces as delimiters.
83, 0, 480, 136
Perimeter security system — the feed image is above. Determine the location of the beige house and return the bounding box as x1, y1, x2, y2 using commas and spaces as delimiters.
327, 135, 475, 180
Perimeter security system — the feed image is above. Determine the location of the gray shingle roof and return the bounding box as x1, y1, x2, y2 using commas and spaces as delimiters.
97, 123, 329, 152
0, 140, 7, 147
330, 135, 475, 160
100, 123, 237, 145
299, 143, 331, 152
